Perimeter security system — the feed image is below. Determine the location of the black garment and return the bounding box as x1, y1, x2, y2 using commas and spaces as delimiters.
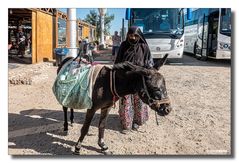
114, 26, 154, 68
115, 26, 152, 131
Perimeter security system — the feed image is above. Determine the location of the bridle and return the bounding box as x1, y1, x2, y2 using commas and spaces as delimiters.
141, 76, 171, 125
110, 69, 170, 109
141, 76, 171, 108
110, 69, 171, 125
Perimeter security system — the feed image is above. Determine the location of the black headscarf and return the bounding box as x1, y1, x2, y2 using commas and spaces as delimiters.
114, 26, 154, 68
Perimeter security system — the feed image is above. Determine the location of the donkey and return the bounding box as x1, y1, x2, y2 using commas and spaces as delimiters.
56, 54, 172, 155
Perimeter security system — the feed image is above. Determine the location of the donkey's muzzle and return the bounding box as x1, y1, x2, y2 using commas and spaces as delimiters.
150, 97, 172, 116
157, 104, 172, 116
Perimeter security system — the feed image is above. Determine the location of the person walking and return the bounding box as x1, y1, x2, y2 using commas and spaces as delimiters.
112, 31, 121, 61
114, 26, 154, 133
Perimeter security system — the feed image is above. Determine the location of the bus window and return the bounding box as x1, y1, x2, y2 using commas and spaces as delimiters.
131, 8, 183, 35
220, 8, 231, 36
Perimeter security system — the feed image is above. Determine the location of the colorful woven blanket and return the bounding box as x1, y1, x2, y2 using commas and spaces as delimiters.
52, 59, 103, 109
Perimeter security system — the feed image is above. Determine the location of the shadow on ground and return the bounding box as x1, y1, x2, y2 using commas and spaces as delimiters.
8, 108, 122, 155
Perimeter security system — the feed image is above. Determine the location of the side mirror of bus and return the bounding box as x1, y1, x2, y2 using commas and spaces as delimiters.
125, 8, 131, 20
187, 8, 192, 20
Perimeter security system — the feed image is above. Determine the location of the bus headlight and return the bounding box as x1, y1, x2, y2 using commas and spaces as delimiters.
219, 42, 231, 50
223, 44, 228, 48
176, 39, 184, 49
156, 47, 161, 51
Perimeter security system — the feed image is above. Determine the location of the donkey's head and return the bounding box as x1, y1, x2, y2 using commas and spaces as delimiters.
113, 54, 172, 116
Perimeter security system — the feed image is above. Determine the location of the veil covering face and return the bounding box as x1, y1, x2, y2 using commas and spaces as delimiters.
127, 26, 148, 45
114, 26, 154, 68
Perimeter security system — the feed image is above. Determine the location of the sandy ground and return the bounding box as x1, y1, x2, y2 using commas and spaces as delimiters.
8, 55, 231, 155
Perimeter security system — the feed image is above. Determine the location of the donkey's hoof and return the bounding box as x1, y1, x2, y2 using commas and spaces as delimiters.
61, 131, 68, 136
73, 151, 80, 155
63, 129, 69, 134
98, 142, 108, 151
73, 147, 80, 155
63, 124, 68, 131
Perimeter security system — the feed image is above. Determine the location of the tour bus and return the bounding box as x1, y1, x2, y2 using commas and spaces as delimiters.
125, 8, 192, 60
184, 8, 231, 60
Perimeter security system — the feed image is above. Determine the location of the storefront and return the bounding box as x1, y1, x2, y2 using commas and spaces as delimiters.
8, 9, 32, 63
78, 19, 96, 42
56, 10, 96, 47
8, 8, 55, 64
8, 8, 96, 64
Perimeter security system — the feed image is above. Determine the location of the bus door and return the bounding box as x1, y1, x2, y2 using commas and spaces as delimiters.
207, 11, 219, 56
196, 14, 208, 60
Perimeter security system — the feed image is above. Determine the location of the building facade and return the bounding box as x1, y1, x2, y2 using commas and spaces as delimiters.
8, 8, 96, 64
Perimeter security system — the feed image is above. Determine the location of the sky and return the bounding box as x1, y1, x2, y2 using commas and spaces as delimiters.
58, 8, 128, 35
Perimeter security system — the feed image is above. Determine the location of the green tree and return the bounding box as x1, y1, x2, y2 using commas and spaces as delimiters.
84, 10, 114, 40
84, 10, 98, 26
104, 14, 114, 35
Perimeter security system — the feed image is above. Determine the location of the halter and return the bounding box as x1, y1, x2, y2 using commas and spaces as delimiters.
110, 69, 171, 117
141, 76, 171, 126
141, 76, 171, 107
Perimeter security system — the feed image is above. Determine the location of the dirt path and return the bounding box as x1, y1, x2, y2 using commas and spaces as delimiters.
8, 55, 231, 155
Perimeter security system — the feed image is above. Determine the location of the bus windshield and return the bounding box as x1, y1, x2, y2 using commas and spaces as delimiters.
131, 8, 184, 36
220, 8, 231, 36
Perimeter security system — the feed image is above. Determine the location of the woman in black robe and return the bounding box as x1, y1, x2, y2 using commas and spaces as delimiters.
114, 26, 154, 133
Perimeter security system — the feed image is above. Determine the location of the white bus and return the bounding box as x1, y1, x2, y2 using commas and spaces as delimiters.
126, 8, 189, 60
184, 8, 231, 60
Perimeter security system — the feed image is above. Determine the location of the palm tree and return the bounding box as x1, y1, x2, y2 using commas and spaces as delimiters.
84, 10, 114, 41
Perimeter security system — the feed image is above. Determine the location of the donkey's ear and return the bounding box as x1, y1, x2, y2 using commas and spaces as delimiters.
153, 54, 168, 70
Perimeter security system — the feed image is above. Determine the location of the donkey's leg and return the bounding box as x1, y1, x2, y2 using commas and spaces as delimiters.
70, 108, 74, 124
74, 108, 96, 155
63, 106, 68, 131
98, 107, 112, 154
